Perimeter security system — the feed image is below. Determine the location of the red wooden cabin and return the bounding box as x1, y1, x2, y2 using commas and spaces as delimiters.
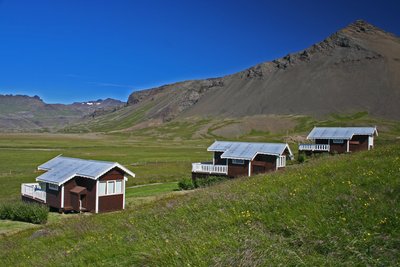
192, 141, 293, 179
21, 156, 135, 213
299, 127, 378, 154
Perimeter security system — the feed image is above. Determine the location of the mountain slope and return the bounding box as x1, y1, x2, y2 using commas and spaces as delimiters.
118, 20, 400, 124
0, 95, 124, 132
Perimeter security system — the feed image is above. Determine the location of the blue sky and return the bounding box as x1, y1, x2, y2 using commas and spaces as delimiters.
0, 0, 399, 103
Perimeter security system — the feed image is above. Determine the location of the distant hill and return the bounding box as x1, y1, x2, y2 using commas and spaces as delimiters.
116, 20, 399, 123
0, 94, 124, 132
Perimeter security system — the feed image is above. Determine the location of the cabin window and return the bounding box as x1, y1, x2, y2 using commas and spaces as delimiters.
277, 155, 286, 168
99, 182, 107, 196
232, 159, 245, 165
332, 139, 344, 144
48, 183, 59, 191
107, 181, 115, 194
99, 180, 123, 196
115, 180, 122, 194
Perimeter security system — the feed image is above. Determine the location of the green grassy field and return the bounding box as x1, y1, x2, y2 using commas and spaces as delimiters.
0, 133, 209, 203
0, 220, 40, 236
126, 182, 179, 198
0, 114, 399, 265
0, 141, 399, 265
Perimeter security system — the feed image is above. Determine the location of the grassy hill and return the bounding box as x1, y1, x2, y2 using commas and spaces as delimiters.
0, 139, 399, 265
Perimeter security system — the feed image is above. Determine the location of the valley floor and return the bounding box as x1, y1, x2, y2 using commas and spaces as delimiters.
0, 132, 399, 265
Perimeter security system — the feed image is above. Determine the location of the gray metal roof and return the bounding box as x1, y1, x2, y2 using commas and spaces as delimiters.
208, 141, 235, 152
36, 156, 135, 185
307, 127, 378, 140
208, 141, 293, 160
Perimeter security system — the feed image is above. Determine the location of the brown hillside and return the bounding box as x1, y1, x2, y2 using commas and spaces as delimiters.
127, 20, 400, 121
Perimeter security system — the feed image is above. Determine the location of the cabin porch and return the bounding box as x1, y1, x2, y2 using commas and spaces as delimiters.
21, 183, 46, 203
298, 144, 330, 152
191, 162, 228, 175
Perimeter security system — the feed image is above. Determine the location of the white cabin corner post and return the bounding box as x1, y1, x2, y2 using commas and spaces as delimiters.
346, 140, 350, 153
248, 160, 251, 177
226, 159, 229, 176
213, 152, 215, 165
95, 180, 99, 213
368, 135, 374, 150
61, 185, 64, 209
123, 176, 126, 210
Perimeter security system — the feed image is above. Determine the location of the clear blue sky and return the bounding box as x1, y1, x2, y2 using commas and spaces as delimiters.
0, 0, 399, 103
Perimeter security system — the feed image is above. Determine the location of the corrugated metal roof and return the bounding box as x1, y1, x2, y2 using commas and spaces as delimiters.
307, 127, 377, 140
208, 141, 292, 160
208, 141, 233, 152
36, 156, 135, 185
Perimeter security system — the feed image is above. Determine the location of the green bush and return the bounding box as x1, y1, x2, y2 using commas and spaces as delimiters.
178, 177, 195, 190
0, 201, 48, 224
298, 153, 306, 163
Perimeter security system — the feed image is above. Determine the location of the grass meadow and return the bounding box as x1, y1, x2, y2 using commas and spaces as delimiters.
0, 114, 399, 265
0, 141, 398, 265
0, 133, 209, 203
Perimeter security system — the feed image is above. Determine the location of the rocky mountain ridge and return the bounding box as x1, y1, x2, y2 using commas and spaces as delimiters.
125, 20, 400, 121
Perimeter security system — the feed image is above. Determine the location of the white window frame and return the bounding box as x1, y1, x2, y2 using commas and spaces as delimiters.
99, 181, 107, 196
276, 155, 286, 168
107, 180, 115, 195
115, 180, 122, 194
98, 180, 124, 197
232, 159, 245, 165
48, 183, 59, 191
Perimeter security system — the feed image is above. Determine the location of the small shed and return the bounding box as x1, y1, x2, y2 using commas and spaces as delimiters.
192, 141, 293, 179
299, 127, 378, 154
21, 156, 135, 213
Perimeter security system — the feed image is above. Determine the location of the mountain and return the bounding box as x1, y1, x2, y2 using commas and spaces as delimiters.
120, 20, 400, 123
70, 98, 126, 111
0, 94, 124, 132
2, 20, 399, 133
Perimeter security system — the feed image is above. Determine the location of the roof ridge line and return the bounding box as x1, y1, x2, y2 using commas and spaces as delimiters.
58, 156, 116, 164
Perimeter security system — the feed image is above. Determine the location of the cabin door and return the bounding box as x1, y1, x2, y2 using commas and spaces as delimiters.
79, 194, 87, 210
252, 165, 265, 175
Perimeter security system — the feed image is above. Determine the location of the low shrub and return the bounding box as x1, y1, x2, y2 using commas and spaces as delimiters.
178, 177, 195, 190
179, 176, 228, 190
298, 153, 306, 163
0, 201, 48, 224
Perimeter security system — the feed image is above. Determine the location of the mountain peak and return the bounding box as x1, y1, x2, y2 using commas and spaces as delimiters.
347, 19, 376, 31
340, 19, 396, 39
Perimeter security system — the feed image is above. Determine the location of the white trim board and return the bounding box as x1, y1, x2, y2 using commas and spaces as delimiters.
61, 185, 64, 209
95, 180, 99, 213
